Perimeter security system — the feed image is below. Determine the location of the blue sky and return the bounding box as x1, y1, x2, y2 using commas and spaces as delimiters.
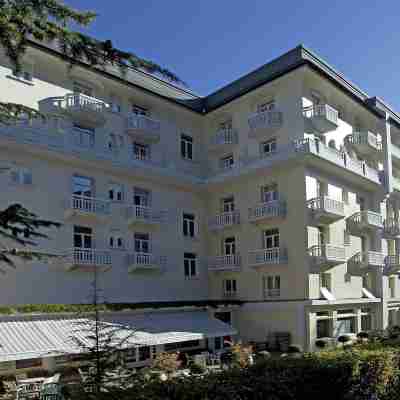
68, 0, 400, 109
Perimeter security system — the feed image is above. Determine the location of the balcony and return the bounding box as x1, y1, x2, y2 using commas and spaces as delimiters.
346, 211, 383, 236
126, 114, 161, 143
248, 247, 288, 268
308, 245, 346, 272
127, 253, 166, 273
208, 255, 241, 272
303, 104, 339, 134
126, 206, 166, 229
383, 218, 400, 239
39, 94, 108, 128
248, 201, 286, 224
347, 251, 385, 276
208, 211, 240, 231
307, 196, 345, 226
345, 131, 382, 159
209, 129, 238, 153
248, 111, 283, 139
66, 248, 112, 272
65, 195, 111, 220
384, 255, 400, 275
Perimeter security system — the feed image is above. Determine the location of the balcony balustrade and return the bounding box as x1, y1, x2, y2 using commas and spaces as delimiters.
346, 211, 383, 236
248, 110, 283, 139
208, 211, 240, 231
208, 255, 241, 272
345, 131, 382, 159
303, 104, 339, 134
384, 255, 400, 275
39, 93, 108, 128
126, 206, 166, 228
248, 200, 286, 224
65, 195, 111, 220
308, 244, 346, 272
126, 114, 161, 143
248, 247, 288, 267
66, 248, 111, 271
307, 196, 345, 225
127, 253, 166, 272
383, 218, 400, 239
347, 251, 385, 276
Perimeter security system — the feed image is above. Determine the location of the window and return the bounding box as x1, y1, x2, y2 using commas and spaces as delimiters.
74, 226, 93, 249
389, 277, 396, 298
109, 232, 124, 249
219, 120, 233, 131
316, 319, 331, 339
223, 279, 237, 297
133, 187, 151, 207
183, 213, 196, 237
261, 183, 278, 203
220, 154, 234, 170
72, 124, 95, 148
109, 97, 122, 113
181, 134, 193, 160
221, 196, 235, 213
73, 82, 93, 97
263, 229, 279, 249
335, 317, 355, 335
134, 233, 150, 253
108, 183, 124, 202
261, 138, 277, 156
318, 226, 328, 246
138, 346, 151, 361
223, 237, 236, 255
184, 252, 197, 278
10, 167, 32, 185
72, 175, 93, 197
263, 275, 280, 298
133, 142, 151, 161
257, 100, 275, 113
131, 104, 148, 115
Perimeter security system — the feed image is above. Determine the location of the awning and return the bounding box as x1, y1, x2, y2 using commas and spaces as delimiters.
0, 311, 237, 362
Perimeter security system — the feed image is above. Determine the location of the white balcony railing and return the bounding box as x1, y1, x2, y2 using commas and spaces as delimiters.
44, 93, 108, 113
352, 251, 385, 267
347, 211, 383, 230
346, 131, 382, 151
264, 289, 280, 298
126, 114, 161, 134
223, 291, 238, 299
306, 196, 345, 216
127, 253, 166, 270
383, 218, 400, 237
248, 247, 287, 267
210, 129, 238, 146
208, 211, 240, 230
303, 104, 338, 126
70, 195, 111, 215
248, 200, 286, 222
308, 244, 346, 263
126, 205, 166, 224
248, 110, 283, 131
385, 255, 400, 268
208, 255, 241, 271
71, 248, 112, 267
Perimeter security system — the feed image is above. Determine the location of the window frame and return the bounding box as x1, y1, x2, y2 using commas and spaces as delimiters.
180, 134, 194, 161
184, 252, 197, 279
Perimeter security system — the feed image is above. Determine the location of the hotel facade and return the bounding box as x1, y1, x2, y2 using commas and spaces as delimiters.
0, 41, 400, 374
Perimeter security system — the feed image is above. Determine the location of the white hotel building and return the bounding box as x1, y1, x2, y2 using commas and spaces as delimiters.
0, 40, 400, 374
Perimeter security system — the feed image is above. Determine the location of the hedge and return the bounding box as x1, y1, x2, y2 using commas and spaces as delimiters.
97, 346, 400, 400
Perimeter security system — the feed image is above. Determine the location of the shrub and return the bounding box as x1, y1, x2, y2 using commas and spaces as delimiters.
230, 343, 253, 368
338, 335, 352, 346
151, 352, 180, 376
357, 331, 369, 340
189, 362, 206, 375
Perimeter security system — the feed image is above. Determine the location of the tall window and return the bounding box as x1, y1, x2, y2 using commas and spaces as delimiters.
133, 142, 151, 161
263, 229, 279, 249
109, 232, 124, 249
108, 183, 124, 202
223, 279, 237, 297
184, 252, 197, 278
72, 175, 93, 197
220, 154, 234, 170
257, 100, 275, 113
261, 183, 278, 203
223, 237, 236, 255
74, 226, 93, 249
73, 82, 93, 97
133, 188, 151, 207
10, 167, 32, 185
134, 233, 150, 253
261, 138, 277, 156
263, 276, 280, 298
221, 196, 235, 213
183, 213, 196, 237
181, 134, 193, 160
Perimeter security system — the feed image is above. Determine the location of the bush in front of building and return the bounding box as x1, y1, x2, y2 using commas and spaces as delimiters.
108, 345, 400, 400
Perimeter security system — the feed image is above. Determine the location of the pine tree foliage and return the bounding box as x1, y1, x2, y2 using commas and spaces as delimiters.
0, 203, 60, 272
0, 0, 182, 122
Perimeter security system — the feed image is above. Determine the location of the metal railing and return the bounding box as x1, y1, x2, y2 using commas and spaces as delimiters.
209, 211, 240, 229
126, 253, 166, 268
264, 288, 280, 298
210, 128, 238, 146
248, 110, 283, 130
249, 200, 286, 221
72, 248, 111, 266
308, 244, 346, 262
303, 104, 338, 125
346, 131, 382, 150
248, 247, 287, 266
208, 255, 241, 270
385, 255, 400, 267
70, 195, 111, 215
126, 205, 166, 224
42, 93, 108, 113
347, 211, 383, 228
306, 196, 344, 216
351, 251, 385, 267
126, 114, 161, 133
384, 218, 400, 236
